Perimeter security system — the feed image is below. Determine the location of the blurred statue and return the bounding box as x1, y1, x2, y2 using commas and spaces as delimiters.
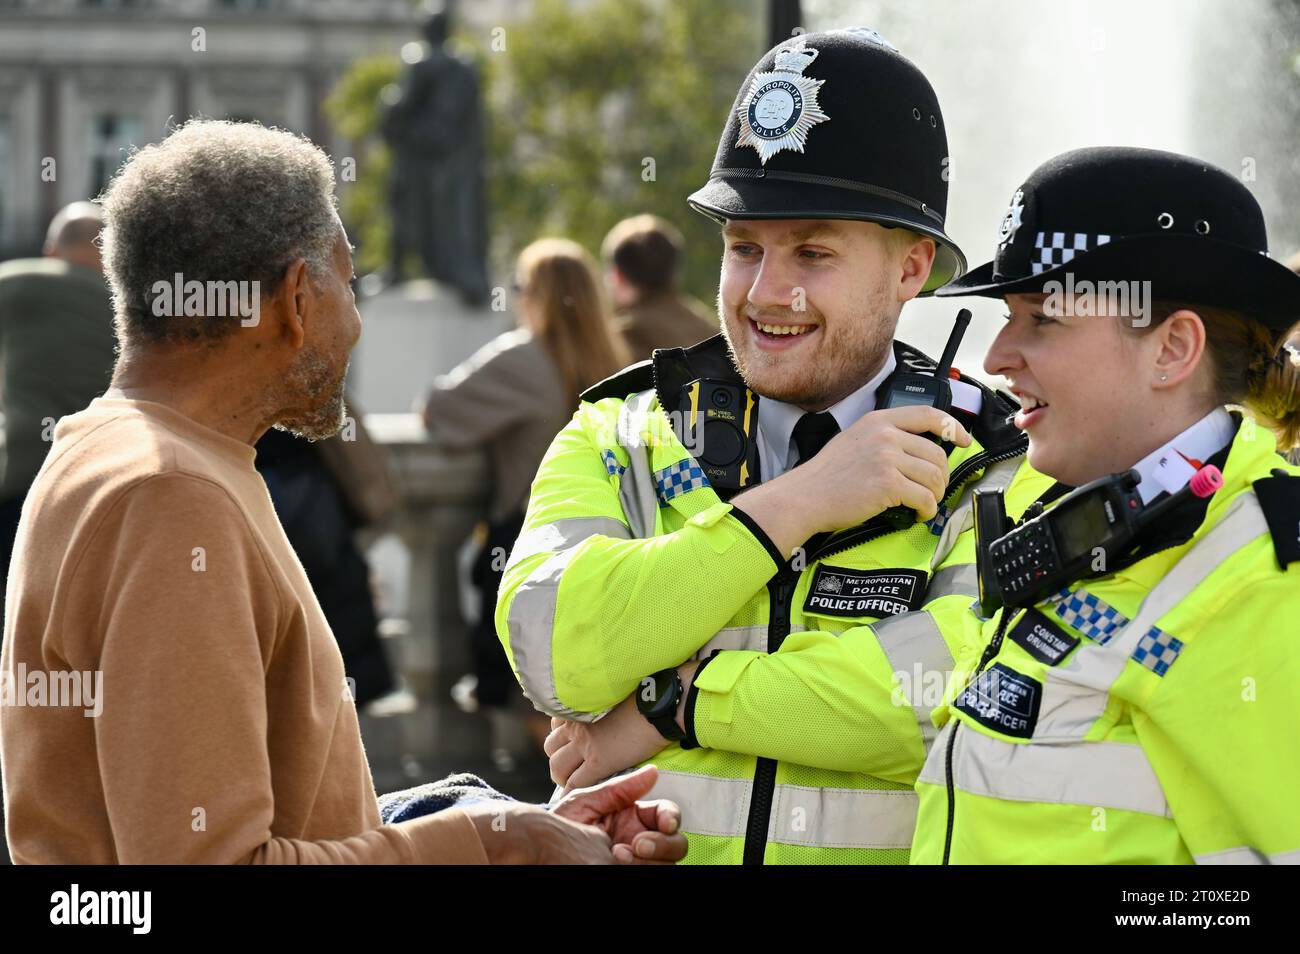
379, 10, 490, 306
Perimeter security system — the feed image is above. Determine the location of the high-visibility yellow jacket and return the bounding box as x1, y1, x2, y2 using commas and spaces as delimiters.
497, 336, 1050, 864
912, 414, 1300, 865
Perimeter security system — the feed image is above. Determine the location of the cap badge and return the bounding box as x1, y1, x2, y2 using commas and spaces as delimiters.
999, 189, 1025, 247
736, 40, 830, 165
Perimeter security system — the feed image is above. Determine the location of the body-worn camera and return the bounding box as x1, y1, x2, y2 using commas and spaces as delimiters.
677, 378, 760, 492
975, 465, 1224, 613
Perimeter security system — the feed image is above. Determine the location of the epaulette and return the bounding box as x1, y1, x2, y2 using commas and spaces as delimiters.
580, 359, 655, 404
1253, 468, 1300, 569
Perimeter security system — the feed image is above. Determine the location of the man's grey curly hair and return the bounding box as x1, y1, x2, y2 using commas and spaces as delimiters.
99, 119, 339, 346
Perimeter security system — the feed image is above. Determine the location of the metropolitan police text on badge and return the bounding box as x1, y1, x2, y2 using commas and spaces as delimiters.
748, 81, 805, 139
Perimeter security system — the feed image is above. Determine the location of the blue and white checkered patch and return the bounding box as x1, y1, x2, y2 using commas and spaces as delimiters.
926, 502, 951, 536
1051, 588, 1129, 645
654, 458, 708, 503
601, 448, 626, 477
1131, 626, 1184, 677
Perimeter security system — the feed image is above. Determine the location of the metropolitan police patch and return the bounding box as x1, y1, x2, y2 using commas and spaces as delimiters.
735, 39, 829, 164
803, 566, 926, 619
955, 663, 1042, 739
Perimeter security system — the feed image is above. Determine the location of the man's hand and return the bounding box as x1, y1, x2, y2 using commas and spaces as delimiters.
461, 801, 614, 865
732, 405, 970, 557
546, 661, 701, 794
553, 764, 687, 864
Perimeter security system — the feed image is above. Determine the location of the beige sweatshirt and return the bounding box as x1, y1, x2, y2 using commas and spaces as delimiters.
0, 397, 487, 864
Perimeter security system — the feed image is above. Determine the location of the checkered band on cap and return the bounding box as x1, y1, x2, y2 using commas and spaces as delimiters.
1131, 626, 1184, 677
1031, 231, 1111, 275
1051, 588, 1128, 645
654, 458, 709, 503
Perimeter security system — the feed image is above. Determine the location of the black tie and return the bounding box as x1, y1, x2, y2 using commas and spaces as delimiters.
792, 411, 840, 466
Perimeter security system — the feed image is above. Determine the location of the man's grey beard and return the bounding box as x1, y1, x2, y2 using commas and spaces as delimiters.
274, 348, 349, 441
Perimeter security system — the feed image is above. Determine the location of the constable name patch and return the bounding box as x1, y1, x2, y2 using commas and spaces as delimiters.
803, 566, 926, 619
1008, 608, 1079, 666
954, 663, 1041, 739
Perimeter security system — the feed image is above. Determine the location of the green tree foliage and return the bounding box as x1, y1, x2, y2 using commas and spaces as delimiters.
324, 55, 401, 277
327, 0, 764, 300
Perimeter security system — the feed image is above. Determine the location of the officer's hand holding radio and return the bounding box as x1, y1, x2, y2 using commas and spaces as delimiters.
732, 405, 971, 558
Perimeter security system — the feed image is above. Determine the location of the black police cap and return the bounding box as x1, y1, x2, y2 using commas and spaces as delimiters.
939, 146, 1300, 332
688, 28, 964, 293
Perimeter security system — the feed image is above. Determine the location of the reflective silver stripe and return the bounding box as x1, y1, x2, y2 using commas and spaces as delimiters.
647, 772, 751, 838
918, 721, 954, 786
649, 770, 918, 849
1034, 493, 1269, 741
504, 547, 593, 721
928, 562, 978, 601
615, 389, 661, 538
504, 516, 631, 574
924, 721, 1172, 817
769, 783, 917, 849
1196, 846, 1300, 865
875, 612, 953, 746
694, 623, 783, 657
932, 456, 1022, 569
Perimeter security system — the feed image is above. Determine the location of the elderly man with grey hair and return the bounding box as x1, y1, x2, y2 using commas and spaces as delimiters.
0, 119, 687, 865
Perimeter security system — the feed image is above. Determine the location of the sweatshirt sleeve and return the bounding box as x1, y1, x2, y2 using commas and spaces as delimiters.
70, 472, 487, 864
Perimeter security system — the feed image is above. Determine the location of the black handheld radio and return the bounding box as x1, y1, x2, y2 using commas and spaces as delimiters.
974, 464, 1225, 615
877, 308, 973, 530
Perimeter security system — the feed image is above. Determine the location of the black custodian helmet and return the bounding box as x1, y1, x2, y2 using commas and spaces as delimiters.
688, 27, 964, 293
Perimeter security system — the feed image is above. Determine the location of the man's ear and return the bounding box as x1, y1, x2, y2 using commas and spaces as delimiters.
896, 235, 937, 302
1153, 308, 1207, 390
272, 258, 311, 349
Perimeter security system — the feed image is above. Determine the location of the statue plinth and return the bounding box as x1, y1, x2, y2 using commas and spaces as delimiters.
349, 279, 511, 414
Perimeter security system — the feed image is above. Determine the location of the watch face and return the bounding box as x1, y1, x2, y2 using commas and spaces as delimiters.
637, 670, 679, 720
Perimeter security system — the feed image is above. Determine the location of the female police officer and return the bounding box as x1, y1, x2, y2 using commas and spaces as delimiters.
911, 146, 1300, 864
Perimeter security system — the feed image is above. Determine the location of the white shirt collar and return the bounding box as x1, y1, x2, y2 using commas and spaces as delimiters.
1131, 407, 1236, 503
757, 349, 898, 480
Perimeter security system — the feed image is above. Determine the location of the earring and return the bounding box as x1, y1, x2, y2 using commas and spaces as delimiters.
1160, 374, 1168, 381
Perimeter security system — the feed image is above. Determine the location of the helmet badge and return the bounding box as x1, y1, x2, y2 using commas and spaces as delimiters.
736, 39, 830, 165
999, 189, 1025, 247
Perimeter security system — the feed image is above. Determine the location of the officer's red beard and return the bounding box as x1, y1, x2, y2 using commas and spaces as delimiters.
718, 279, 900, 412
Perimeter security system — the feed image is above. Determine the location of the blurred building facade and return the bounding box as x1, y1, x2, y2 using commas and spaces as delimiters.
0, 0, 431, 258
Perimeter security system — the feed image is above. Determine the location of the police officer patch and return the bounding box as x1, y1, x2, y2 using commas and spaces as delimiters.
954, 663, 1042, 739
736, 39, 830, 164
803, 566, 926, 619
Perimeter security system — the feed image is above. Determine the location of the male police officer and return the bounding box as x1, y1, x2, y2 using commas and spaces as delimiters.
498, 29, 1045, 864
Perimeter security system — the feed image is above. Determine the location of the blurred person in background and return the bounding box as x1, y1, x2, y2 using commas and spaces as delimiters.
601, 215, 719, 359
0, 202, 117, 621
421, 238, 629, 756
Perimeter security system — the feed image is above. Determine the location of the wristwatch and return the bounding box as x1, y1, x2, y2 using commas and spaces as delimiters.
636, 668, 685, 741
